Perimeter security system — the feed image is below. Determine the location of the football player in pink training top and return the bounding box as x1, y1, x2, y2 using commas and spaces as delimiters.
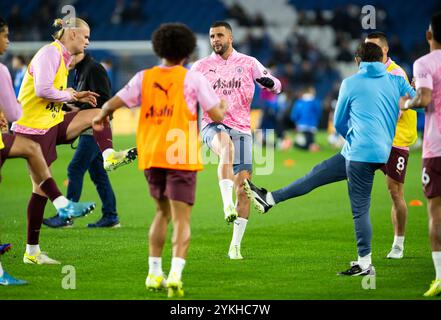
191, 21, 281, 259
400, 11, 441, 297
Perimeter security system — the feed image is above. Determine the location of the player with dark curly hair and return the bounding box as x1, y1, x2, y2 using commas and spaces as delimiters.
92, 23, 227, 298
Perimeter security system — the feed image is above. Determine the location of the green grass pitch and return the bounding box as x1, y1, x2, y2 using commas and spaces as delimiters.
0, 132, 437, 300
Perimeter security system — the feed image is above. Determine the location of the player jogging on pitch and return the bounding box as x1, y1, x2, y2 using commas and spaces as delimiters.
92, 23, 227, 298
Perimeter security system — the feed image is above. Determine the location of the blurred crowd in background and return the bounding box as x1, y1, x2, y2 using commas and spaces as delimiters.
2, 0, 440, 151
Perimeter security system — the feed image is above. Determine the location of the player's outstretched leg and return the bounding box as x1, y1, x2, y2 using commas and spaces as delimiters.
244, 153, 348, 214
65, 109, 138, 172
243, 179, 274, 214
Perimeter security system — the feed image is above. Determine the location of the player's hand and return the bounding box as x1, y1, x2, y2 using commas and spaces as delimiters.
220, 99, 228, 111
65, 87, 77, 101
399, 93, 411, 110
411, 77, 416, 89
92, 114, 110, 131
0, 112, 8, 133
74, 91, 100, 108
256, 77, 274, 89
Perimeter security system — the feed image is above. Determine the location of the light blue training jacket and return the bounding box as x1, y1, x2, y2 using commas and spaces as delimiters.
334, 61, 415, 163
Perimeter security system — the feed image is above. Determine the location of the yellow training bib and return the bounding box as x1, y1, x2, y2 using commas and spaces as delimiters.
16, 41, 68, 129
387, 60, 417, 147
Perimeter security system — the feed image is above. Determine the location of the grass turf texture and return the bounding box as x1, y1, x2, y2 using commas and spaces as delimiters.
0, 132, 437, 300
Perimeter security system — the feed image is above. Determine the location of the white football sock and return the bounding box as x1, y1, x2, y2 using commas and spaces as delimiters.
358, 253, 372, 269
392, 236, 405, 249
230, 217, 248, 247
148, 257, 163, 277
433, 252, 441, 279
52, 196, 69, 210
0, 262, 3, 277
102, 148, 115, 160
169, 257, 186, 279
26, 244, 40, 256
219, 179, 235, 210
266, 192, 275, 206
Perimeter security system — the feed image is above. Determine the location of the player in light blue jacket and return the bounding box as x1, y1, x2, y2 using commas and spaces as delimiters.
334, 42, 415, 276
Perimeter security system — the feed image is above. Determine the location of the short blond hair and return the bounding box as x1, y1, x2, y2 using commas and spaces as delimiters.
52, 17, 89, 40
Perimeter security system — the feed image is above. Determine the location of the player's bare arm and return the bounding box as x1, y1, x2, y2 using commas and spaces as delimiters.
400, 87, 433, 110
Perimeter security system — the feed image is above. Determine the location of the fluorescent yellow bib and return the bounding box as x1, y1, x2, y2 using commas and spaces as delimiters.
0, 134, 4, 150
386, 60, 417, 147
16, 41, 68, 129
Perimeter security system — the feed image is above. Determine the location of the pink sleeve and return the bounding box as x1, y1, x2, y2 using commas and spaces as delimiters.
116, 71, 143, 108
414, 58, 433, 90
252, 58, 282, 94
31, 45, 73, 102
189, 71, 220, 112
0, 64, 22, 121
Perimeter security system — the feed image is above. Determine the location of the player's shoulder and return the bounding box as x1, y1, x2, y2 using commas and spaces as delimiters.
32, 43, 59, 62
186, 69, 205, 80
0, 62, 10, 81
386, 73, 407, 86
185, 70, 209, 90
233, 50, 258, 63
0, 62, 8, 73
343, 73, 359, 85
415, 51, 440, 68
192, 56, 213, 67
39, 43, 59, 55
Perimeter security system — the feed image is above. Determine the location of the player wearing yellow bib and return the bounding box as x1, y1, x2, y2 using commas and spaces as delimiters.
365, 32, 417, 259
0, 16, 98, 277
11, 17, 137, 265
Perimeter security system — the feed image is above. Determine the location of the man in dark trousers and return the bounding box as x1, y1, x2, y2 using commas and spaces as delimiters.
43, 52, 120, 228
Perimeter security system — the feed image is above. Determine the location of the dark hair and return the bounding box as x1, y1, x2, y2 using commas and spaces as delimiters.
210, 21, 233, 32
355, 42, 383, 62
152, 23, 196, 64
101, 58, 113, 67
0, 16, 7, 33
431, 11, 441, 43
13, 55, 26, 65
366, 31, 388, 47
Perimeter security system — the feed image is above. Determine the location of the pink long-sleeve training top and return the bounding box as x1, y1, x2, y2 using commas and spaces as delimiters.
0, 62, 22, 122
191, 49, 281, 134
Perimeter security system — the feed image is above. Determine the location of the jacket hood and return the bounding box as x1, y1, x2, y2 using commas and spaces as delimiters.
358, 61, 386, 78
